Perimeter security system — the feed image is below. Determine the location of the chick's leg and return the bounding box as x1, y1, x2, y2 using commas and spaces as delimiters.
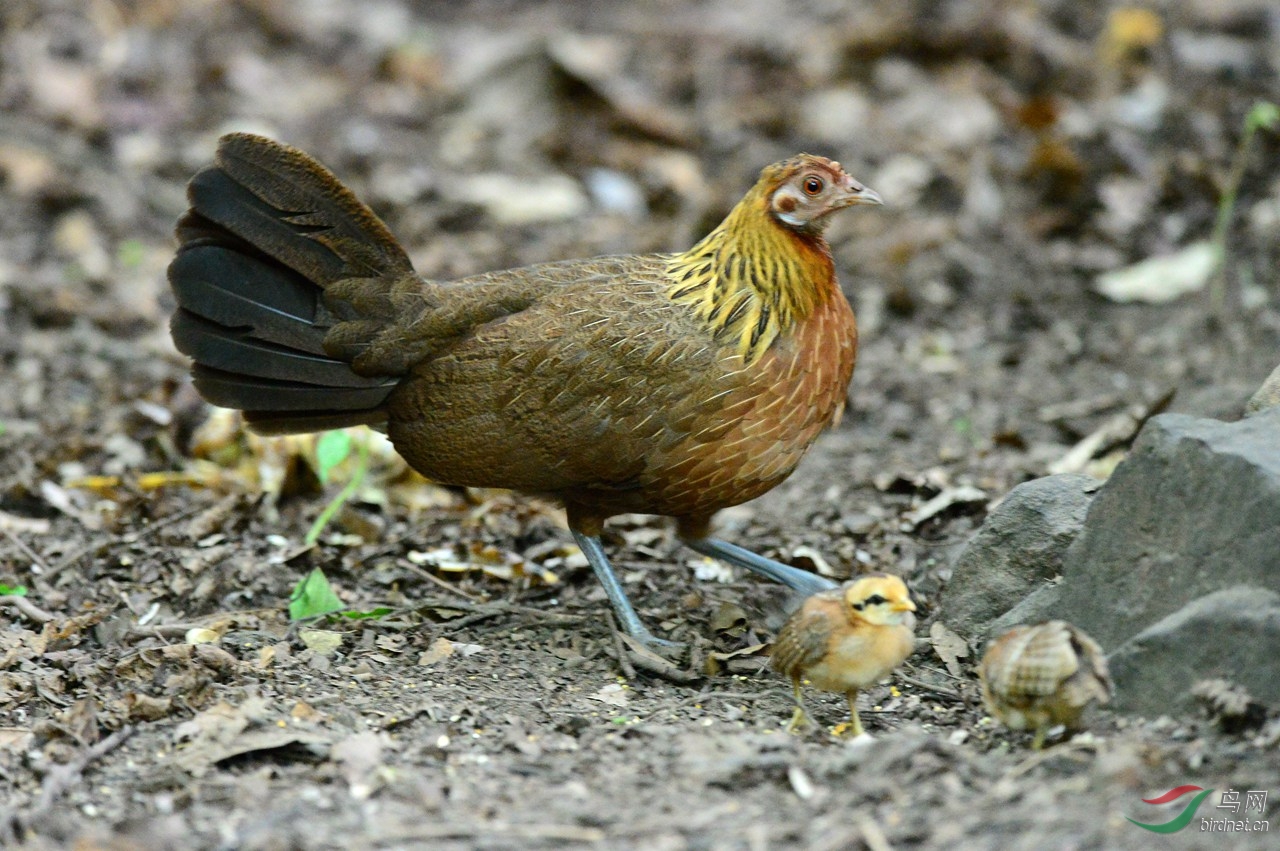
572, 530, 679, 649
683, 537, 836, 596
1031, 725, 1048, 751
785, 677, 811, 733
832, 691, 865, 738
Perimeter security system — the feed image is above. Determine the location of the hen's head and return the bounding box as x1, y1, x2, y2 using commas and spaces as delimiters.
758, 155, 882, 234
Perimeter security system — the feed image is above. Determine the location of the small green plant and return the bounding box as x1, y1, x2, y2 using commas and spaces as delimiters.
117, 239, 147, 269
289, 568, 345, 619
339, 607, 393, 620
0, 584, 28, 596
288, 567, 392, 621
314, 430, 353, 484
304, 428, 372, 546
1210, 100, 1279, 312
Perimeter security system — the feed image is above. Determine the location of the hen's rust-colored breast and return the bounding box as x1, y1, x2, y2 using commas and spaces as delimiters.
636, 281, 857, 519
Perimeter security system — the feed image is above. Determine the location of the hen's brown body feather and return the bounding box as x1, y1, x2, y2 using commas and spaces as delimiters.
387, 255, 854, 531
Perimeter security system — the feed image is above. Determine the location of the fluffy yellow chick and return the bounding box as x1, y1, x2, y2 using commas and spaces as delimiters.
770, 573, 916, 736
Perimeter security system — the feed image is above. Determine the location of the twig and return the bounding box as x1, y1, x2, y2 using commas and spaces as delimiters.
1048, 388, 1175, 476
421, 597, 590, 623
616, 633, 702, 684
1004, 737, 1098, 779
43, 503, 208, 581
665, 690, 774, 714
399, 559, 486, 603
895, 672, 966, 703
380, 823, 605, 843
430, 605, 512, 633
5, 725, 136, 840
0, 594, 55, 624
120, 502, 211, 545
123, 623, 209, 643
41, 541, 98, 581
503, 602, 591, 621
605, 612, 638, 679
1, 527, 50, 574
1036, 393, 1123, 424
417, 600, 545, 633
907, 662, 967, 681
856, 816, 895, 851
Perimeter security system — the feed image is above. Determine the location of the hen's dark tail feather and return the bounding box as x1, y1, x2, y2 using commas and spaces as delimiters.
168, 133, 414, 434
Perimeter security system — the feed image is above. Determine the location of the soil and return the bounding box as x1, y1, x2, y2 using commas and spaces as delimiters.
2, 1, 1278, 848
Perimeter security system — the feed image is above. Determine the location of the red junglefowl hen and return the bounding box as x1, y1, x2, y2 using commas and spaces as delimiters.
168, 133, 882, 647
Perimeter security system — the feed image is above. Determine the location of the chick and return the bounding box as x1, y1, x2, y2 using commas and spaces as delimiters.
770, 574, 916, 736
979, 621, 1114, 749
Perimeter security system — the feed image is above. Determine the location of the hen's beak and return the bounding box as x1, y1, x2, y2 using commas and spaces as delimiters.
845, 184, 883, 206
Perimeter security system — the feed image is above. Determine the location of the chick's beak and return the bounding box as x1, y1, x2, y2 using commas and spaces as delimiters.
891, 600, 917, 613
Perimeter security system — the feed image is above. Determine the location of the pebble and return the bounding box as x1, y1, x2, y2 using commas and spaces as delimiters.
585, 168, 647, 218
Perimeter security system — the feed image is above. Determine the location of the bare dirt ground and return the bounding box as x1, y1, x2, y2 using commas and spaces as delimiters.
2, 1, 1278, 848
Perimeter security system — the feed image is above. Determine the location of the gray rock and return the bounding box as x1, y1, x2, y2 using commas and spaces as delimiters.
969, 407, 1280, 716
940, 474, 1096, 640
989, 406, 1280, 716
1052, 407, 1280, 650
1245, 362, 1280, 416
1107, 587, 1280, 715
985, 583, 1062, 644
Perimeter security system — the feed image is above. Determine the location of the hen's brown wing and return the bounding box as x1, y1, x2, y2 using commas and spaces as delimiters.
383, 258, 746, 494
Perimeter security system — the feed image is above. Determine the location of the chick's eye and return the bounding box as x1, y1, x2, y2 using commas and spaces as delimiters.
802, 175, 824, 195
865, 594, 887, 606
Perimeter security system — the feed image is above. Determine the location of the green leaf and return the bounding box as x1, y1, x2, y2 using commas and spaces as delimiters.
117, 239, 147, 269
1246, 101, 1279, 133
340, 607, 393, 620
0, 584, 28, 596
315, 430, 353, 485
289, 568, 345, 620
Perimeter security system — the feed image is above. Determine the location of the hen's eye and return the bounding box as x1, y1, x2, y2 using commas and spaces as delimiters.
802, 175, 824, 195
